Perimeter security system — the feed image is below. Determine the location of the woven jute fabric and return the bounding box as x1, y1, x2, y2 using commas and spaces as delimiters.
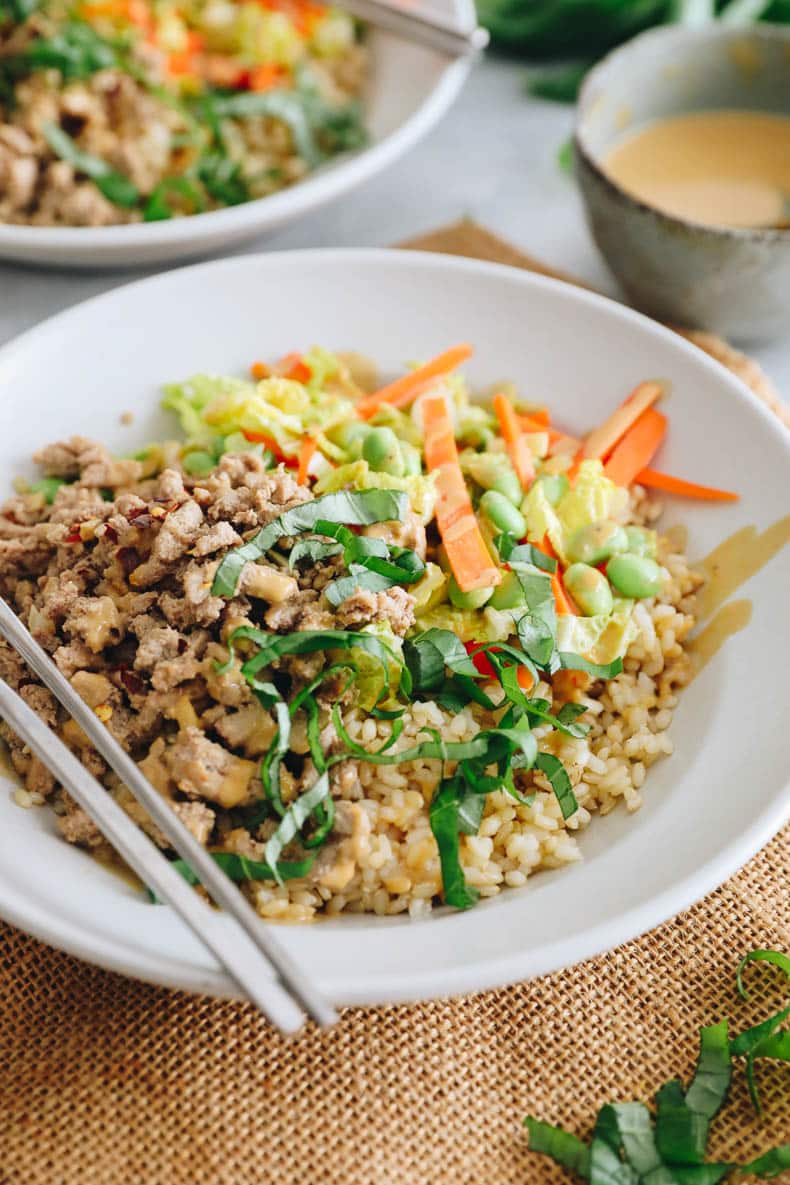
1, 222, 788, 1185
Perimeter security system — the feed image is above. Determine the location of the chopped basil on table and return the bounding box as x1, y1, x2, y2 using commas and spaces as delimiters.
524, 951, 790, 1183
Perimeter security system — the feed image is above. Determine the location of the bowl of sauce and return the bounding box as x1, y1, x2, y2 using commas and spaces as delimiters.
574, 24, 790, 341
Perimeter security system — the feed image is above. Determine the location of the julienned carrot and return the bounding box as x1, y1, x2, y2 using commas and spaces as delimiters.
519, 413, 570, 448
250, 360, 270, 380
537, 536, 577, 615
297, 437, 317, 484
551, 570, 577, 615
604, 407, 667, 488
635, 468, 739, 501
276, 353, 311, 384
242, 429, 290, 464
356, 343, 473, 420
422, 394, 501, 593
493, 392, 535, 489
583, 380, 664, 460
518, 407, 551, 428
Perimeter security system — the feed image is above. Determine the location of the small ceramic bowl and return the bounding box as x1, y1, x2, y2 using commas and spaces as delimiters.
574, 23, 790, 343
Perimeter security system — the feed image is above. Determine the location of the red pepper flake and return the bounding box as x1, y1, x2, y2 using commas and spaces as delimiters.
64, 531, 81, 544
119, 669, 146, 697
117, 547, 141, 576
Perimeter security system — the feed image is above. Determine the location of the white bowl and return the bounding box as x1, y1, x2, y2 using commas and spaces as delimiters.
0, 248, 787, 1006
0, 6, 473, 270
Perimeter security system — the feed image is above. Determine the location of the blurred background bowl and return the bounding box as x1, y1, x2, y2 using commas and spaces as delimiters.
574, 23, 790, 343
0, 0, 474, 271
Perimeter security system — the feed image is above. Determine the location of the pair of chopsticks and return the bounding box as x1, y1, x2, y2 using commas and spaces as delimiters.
0, 598, 337, 1034
341, 0, 489, 57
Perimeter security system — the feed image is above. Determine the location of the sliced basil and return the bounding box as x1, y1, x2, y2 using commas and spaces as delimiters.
212, 488, 407, 596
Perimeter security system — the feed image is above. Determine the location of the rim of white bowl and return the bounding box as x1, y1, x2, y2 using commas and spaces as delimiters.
0, 247, 787, 1006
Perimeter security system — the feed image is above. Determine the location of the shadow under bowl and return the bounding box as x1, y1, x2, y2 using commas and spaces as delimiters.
574, 23, 790, 343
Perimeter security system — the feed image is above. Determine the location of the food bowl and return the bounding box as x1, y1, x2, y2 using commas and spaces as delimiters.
574, 23, 790, 342
0, 2, 473, 271
0, 248, 788, 1005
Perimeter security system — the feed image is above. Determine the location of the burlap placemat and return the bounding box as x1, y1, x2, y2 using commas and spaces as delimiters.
1, 222, 787, 1185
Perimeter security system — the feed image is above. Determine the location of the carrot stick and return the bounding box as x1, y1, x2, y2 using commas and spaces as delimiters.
538, 536, 577, 615
356, 343, 473, 420
276, 353, 311, 383
493, 392, 535, 489
583, 380, 664, 460
297, 437, 317, 484
519, 413, 571, 448
604, 407, 667, 488
241, 429, 290, 464
635, 468, 739, 501
422, 394, 500, 593
552, 570, 578, 615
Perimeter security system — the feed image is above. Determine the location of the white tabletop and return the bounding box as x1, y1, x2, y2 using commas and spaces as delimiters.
1, 57, 788, 401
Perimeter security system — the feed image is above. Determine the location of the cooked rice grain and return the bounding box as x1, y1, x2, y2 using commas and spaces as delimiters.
248, 497, 704, 922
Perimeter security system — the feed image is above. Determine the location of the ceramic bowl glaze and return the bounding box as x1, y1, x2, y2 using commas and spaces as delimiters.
574, 23, 790, 343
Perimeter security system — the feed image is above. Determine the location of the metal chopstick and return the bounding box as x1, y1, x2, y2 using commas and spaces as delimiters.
340, 0, 489, 57
0, 599, 338, 1031
0, 679, 306, 1032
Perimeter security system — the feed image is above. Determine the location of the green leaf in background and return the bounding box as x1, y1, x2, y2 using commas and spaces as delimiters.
42, 122, 140, 208
143, 177, 206, 221
17, 19, 120, 78
475, 0, 672, 55
528, 60, 594, 102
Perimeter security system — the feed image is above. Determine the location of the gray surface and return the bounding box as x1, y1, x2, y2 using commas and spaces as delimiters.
1, 58, 788, 397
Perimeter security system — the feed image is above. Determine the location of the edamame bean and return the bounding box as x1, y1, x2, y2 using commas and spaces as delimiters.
533, 473, 569, 506
448, 576, 494, 610
467, 454, 523, 505
489, 570, 526, 611
567, 520, 629, 565
362, 427, 405, 477
479, 490, 527, 538
563, 563, 614, 617
623, 525, 657, 558
399, 441, 423, 477
182, 450, 216, 476
333, 421, 370, 454
489, 469, 524, 506
606, 553, 662, 599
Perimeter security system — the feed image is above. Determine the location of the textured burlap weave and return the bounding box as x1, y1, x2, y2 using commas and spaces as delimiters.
1, 222, 788, 1185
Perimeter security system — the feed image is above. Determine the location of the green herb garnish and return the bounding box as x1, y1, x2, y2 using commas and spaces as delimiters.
42, 122, 139, 208
211, 488, 408, 596
143, 176, 205, 222
524, 951, 790, 1182
29, 476, 66, 504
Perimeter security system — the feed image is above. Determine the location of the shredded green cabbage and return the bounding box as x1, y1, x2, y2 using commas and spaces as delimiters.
314, 459, 437, 521
162, 370, 355, 459
556, 598, 636, 665
523, 459, 628, 563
